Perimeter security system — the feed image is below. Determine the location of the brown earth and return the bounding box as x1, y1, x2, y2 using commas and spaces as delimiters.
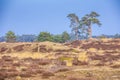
0, 39, 120, 80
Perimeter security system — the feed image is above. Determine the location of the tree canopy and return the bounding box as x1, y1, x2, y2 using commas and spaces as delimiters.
62, 31, 70, 42
37, 32, 53, 42
67, 11, 102, 40
81, 11, 101, 39
67, 13, 81, 40
5, 31, 16, 42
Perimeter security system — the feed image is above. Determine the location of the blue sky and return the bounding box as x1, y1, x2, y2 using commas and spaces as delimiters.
0, 0, 120, 36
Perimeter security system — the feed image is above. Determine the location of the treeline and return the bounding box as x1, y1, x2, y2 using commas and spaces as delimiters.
0, 11, 120, 42
0, 31, 70, 43
0, 31, 120, 43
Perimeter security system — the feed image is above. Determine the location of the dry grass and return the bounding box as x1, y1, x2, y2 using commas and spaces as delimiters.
78, 52, 88, 62
2, 52, 47, 59
88, 48, 97, 52
65, 60, 73, 67
97, 49, 104, 54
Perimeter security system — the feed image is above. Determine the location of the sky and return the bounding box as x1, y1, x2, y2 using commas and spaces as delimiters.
0, 0, 120, 36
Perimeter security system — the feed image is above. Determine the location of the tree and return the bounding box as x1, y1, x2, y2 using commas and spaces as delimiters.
52, 35, 63, 43
67, 13, 81, 40
114, 33, 120, 38
81, 11, 101, 39
0, 36, 6, 42
5, 31, 16, 42
61, 31, 70, 42
98, 34, 107, 39
37, 32, 53, 42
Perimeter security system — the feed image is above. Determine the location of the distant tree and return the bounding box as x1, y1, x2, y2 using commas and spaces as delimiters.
0, 36, 6, 42
98, 34, 107, 39
81, 11, 101, 39
5, 31, 16, 42
61, 31, 70, 42
114, 34, 120, 38
67, 13, 81, 40
16, 35, 37, 42
52, 35, 63, 43
52, 31, 70, 43
37, 32, 53, 42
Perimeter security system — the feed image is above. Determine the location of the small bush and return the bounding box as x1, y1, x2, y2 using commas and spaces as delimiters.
110, 64, 120, 68
55, 68, 69, 73
38, 59, 50, 65
42, 71, 54, 78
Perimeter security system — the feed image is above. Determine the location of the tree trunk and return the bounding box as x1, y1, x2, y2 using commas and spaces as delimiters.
76, 32, 79, 40
75, 27, 79, 40
88, 25, 92, 39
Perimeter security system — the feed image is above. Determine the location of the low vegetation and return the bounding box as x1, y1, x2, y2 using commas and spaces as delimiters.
0, 39, 120, 80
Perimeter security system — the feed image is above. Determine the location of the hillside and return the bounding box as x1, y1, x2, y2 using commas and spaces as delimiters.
0, 39, 120, 80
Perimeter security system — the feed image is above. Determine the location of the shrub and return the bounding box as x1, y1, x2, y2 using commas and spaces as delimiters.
5, 31, 16, 42
42, 71, 54, 78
